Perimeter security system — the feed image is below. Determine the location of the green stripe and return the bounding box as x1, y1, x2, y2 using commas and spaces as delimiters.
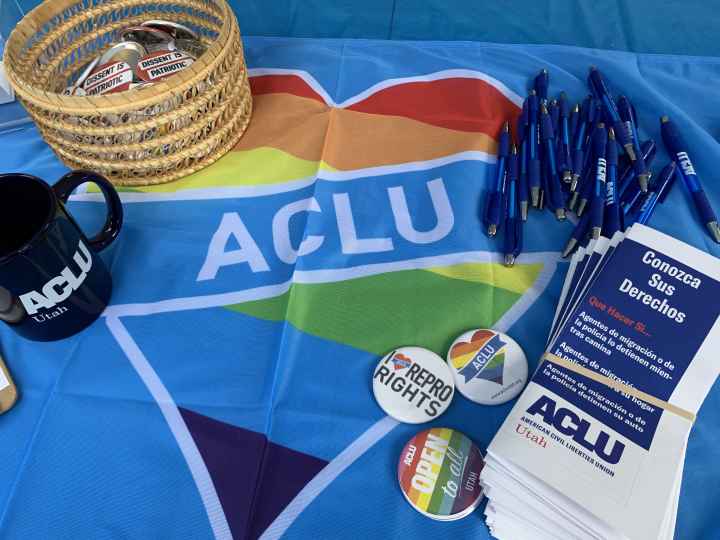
427, 430, 469, 515
225, 267, 527, 356
450, 434, 474, 515
426, 433, 455, 514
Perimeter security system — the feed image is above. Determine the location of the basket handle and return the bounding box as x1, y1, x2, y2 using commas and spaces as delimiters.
53, 170, 124, 252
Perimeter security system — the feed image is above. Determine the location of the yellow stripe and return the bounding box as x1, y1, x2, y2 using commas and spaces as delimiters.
450, 350, 477, 370
143, 147, 319, 192
426, 262, 543, 295
90, 147, 320, 193
414, 427, 452, 510
318, 161, 337, 172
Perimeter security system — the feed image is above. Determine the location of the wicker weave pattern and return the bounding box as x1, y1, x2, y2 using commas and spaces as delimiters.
3, 0, 251, 186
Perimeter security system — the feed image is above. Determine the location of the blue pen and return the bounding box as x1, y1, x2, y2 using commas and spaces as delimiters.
617, 96, 650, 192
538, 96, 548, 211
584, 99, 603, 143
567, 102, 580, 190
562, 212, 590, 258
635, 161, 678, 225
538, 156, 547, 210
534, 69, 549, 101
588, 69, 630, 148
571, 96, 592, 191
575, 163, 595, 217
626, 191, 653, 224
533, 70, 549, 208
538, 98, 550, 212
574, 105, 602, 216
517, 101, 530, 221
618, 139, 657, 198
587, 69, 616, 116
602, 127, 622, 236
588, 68, 627, 143
504, 145, 522, 266
486, 121, 511, 236
588, 123, 608, 239
540, 96, 551, 211
588, 68, 649, 185
661, 116, 720, 242
570, 98, 601, 210
569, 102, 580, 152
617, 95, 641, 155
540, 102, 567, 220
558, 92, 573, 183
550, 99, 560, 188
550, 99, 560, 136
527, 90, 541, 207
622, 170, 653, 217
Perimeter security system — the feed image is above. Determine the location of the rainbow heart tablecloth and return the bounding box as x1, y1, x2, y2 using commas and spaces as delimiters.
0, 37, 719, 539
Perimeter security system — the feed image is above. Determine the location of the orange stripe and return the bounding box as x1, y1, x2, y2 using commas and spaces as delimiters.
240, 76, 514, 172
324, 108, 497, 170
234, 93, 330, 164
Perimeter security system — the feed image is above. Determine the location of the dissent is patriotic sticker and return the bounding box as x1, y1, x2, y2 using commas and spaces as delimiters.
447, 329, 528, 405
372, 346, 454, 424
397, 427, 484, 520
136, 50, 195, 82
81, 61, 134, 95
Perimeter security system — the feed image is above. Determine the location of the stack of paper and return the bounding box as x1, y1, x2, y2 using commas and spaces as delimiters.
481, 224, 720, 540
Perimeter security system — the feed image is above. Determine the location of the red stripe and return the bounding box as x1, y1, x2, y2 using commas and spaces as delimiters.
249, 74, 521, 138
250, 74, 327, 104
347, 77, 520, 134
398, 429, 429, 496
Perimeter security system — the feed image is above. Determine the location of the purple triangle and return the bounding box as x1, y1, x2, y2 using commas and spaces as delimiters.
476, 363, 505, 385
180, 408, 328, 539
248, 439, 328, 539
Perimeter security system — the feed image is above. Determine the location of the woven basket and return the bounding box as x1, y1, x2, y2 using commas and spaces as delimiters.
3, 0, 252, 186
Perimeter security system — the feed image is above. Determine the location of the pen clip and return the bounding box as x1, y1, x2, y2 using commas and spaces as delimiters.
658, 163, 679, 204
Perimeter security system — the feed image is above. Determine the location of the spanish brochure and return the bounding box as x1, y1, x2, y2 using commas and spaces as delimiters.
482, 224, 720, 540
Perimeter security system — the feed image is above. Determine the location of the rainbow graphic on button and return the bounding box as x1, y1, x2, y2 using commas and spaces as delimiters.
397, 427, 484, 521
446, 329, 528, 405
449, 329, 507, 384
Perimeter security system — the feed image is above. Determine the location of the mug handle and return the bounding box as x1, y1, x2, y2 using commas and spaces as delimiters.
52, 170, 124, 252
0, 287, 24, 324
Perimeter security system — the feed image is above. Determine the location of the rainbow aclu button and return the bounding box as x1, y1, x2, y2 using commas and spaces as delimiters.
446, 329, 528, 405
397, 427, 484, 521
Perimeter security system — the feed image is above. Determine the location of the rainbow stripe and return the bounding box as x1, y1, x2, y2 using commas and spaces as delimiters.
123, 69, 520, 193
449, 329, 495, 370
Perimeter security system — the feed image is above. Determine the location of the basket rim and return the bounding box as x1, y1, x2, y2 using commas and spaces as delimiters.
53, 95, 252, 185
3, 0, 236, 114
42, 69, 248, 153
103, 104, 251, 186
49, 93, 251, 171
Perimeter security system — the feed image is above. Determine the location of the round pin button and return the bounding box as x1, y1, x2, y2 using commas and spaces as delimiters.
397, 427, 484, 521
446, 329, 528, 405
372, 346, 454, 424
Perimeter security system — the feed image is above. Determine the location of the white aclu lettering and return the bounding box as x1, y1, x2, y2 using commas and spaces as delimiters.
19, 241, 92, 315
676, 152, 696, 176
605, 180, 616, 205
596, 158, 607, 183
197, 178, 455, 281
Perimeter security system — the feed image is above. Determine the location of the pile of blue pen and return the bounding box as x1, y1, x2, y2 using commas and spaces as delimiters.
483, 66, 720, 266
